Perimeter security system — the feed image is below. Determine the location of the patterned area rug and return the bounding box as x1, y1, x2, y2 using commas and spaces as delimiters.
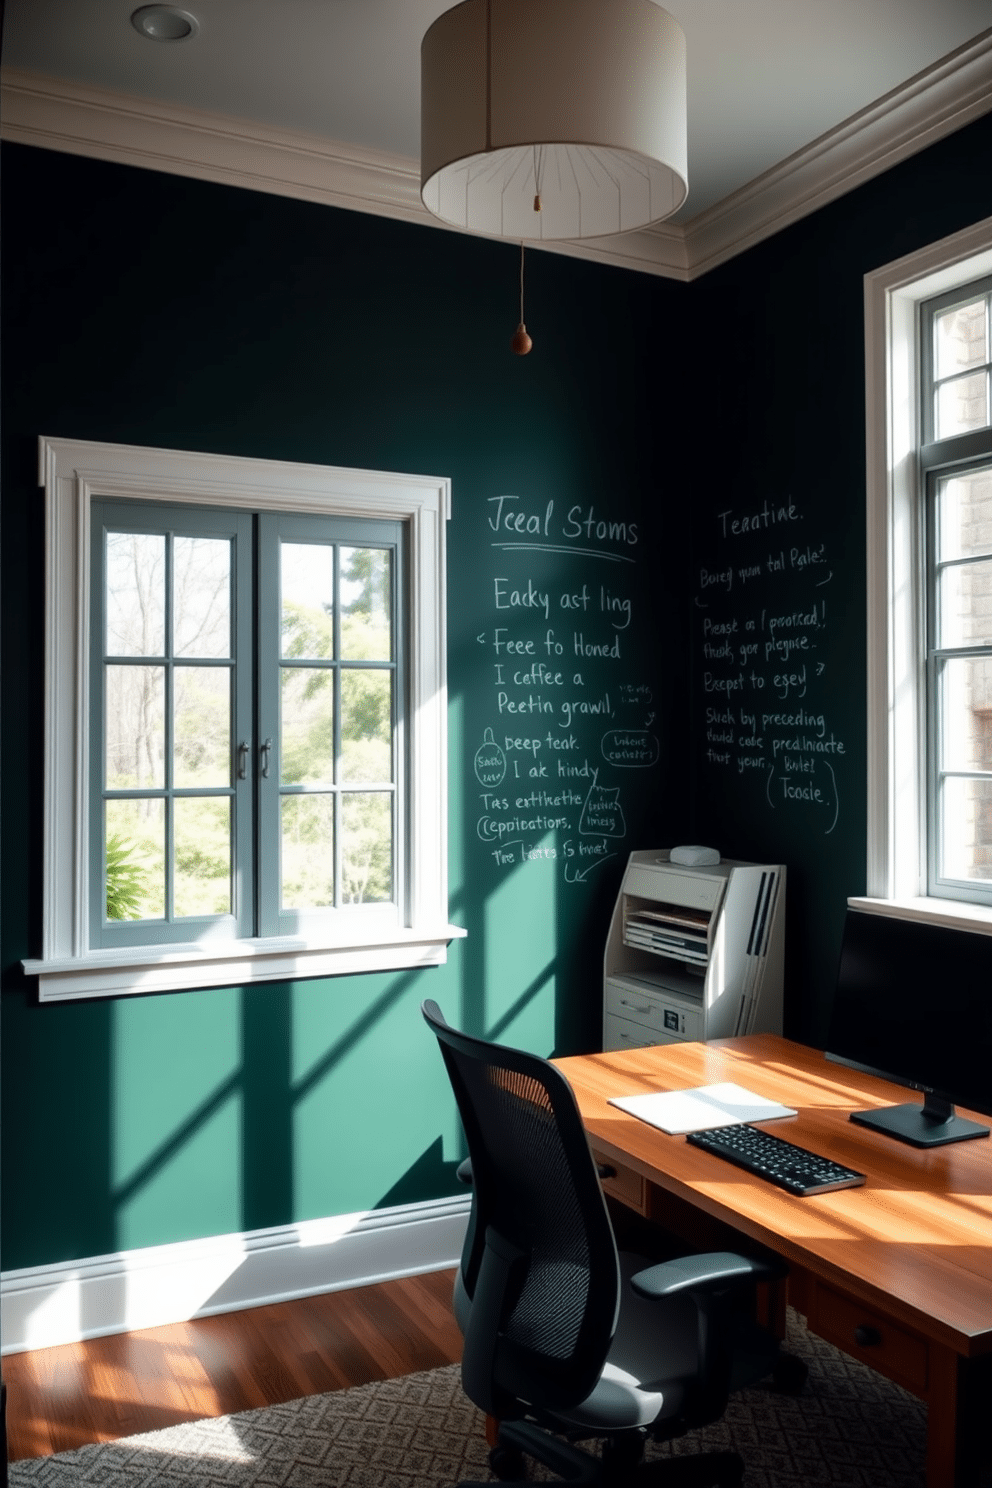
10, 1309, 932, 1487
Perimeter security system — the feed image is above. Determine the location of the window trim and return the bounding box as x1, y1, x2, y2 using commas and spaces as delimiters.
26, 436, 465, 1001
860, 214, 992, 931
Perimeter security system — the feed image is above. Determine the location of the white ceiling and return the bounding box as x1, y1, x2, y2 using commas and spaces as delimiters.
3, 0, 992, 266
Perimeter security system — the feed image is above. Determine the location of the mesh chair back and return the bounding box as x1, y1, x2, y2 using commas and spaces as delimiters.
423, 1000, 621, 1418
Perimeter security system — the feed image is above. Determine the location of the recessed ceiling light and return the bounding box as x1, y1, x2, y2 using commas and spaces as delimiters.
131, 6, 199, 42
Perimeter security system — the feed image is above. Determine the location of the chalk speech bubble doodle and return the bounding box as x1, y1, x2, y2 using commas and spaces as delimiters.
601, 730, 660, 768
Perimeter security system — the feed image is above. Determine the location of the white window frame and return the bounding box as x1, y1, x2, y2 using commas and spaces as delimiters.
25, 437, 465, 1001
859, 214, 992, 932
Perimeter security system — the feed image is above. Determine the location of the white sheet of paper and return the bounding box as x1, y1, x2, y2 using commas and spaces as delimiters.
608, 1082, 797, 1135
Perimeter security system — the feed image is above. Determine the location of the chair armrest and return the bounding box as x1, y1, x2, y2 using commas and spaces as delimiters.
630, 1250, 787, 1301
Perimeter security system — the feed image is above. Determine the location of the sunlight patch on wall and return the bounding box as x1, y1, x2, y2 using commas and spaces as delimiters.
289, 976, 446, 1217
111, 992, 243, 1250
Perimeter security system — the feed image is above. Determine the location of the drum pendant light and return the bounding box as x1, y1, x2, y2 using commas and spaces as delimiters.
420, 0, 688, 242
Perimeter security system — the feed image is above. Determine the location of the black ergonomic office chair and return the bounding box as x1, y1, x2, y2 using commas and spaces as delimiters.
423, 999, 797, 1488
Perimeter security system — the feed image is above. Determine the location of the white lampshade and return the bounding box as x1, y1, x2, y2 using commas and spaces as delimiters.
421, 0, 688, 241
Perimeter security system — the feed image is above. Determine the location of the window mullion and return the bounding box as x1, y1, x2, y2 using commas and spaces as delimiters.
334, 543, 342, 911
165, 531, 175, 924
232, 512, 255, 939
255, 513, 280, 938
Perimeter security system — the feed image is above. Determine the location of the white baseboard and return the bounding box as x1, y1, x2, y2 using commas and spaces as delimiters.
0, 1194, 470, 1356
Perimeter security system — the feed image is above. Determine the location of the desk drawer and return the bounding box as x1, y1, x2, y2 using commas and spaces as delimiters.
605, 983, 703, 1043
591, 1150, 646, 1215
604, 1012, 673, 1051
809, 1282, 929, 1396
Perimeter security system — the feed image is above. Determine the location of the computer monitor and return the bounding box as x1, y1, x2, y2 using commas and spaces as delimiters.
826, 909, 992, 1148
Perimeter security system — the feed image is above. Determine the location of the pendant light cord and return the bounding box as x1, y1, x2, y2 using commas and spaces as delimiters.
511, 241, 533, 353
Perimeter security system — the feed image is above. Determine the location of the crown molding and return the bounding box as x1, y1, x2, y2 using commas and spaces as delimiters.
0, 69, 432, 226
0, 67, 690, 279
681, 26, 992, 279
2, 30, 991, 283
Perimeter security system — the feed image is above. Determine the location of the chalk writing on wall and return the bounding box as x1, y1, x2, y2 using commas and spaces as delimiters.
695, 497, 844, 833
472, 495, 659, 881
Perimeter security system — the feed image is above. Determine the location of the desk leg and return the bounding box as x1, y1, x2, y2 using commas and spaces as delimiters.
927, 1345, 992, 1488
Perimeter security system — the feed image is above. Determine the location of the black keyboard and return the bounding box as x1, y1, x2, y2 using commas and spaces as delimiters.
686, 1124, 866, 1196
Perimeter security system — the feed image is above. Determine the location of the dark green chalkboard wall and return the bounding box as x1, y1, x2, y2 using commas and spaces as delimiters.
0, 145, 689, 1268
3, 110, 992, 1272
688, 110, 992, 1047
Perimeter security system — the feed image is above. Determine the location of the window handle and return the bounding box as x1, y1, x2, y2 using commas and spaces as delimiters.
260, 738, 273, 778
237, 741, 250, 780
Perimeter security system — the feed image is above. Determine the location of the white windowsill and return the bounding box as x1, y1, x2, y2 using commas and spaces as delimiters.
24, 924, 467, 1002
848, 896, 992, 936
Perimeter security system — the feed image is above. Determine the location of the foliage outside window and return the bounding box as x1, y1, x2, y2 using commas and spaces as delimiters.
270, 537, 396, 921
92, 504, 402, 946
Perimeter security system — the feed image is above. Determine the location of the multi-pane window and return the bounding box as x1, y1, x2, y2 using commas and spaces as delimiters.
30, 437, 456, 1002
922, 278, 992, 902
91, 500, 403, 948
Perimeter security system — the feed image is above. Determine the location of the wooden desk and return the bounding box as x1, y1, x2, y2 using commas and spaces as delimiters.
555, 1034, 992, 1488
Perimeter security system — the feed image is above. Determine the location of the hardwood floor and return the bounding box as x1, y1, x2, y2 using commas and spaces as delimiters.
2, 1269, 462, 1462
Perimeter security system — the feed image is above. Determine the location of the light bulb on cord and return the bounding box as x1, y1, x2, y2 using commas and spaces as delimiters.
511, 242, 533, 355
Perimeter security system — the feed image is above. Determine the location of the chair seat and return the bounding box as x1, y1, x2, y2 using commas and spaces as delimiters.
422, 999, 786, 1487
545, 1252, 696, 1432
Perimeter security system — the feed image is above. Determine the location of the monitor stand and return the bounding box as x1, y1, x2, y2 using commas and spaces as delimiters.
850, 1092, 990, 1148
